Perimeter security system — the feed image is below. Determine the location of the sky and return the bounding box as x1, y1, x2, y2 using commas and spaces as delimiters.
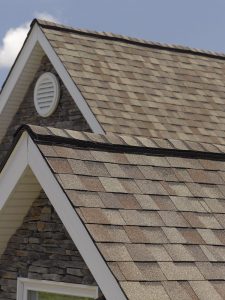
0, 0, 225, 87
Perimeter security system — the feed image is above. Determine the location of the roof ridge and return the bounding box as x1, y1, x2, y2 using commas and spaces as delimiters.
15, 124, 225, 161
32, 18, 225, 60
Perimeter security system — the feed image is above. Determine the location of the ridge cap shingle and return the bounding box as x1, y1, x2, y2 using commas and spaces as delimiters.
17, 124, 225, 159
32, 18, 225, 60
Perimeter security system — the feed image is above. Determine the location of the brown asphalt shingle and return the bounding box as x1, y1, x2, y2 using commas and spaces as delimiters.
30, 118, 225, 298
36, 19, 225, 152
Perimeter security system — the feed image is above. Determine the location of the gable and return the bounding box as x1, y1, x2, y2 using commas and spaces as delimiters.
0, 21, 104, 153
0, 129, 127, 300
0, 54, 90, 164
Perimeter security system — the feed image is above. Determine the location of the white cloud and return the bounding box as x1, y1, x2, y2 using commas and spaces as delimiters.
0, 13, 58, 69
35, 12, 59, 23
0, 22, 30, 68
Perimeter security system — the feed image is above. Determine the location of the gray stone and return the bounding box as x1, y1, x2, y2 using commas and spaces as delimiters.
0, 195, 97, 300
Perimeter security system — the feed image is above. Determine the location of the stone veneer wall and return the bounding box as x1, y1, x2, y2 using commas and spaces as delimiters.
0, 192, 104, 300
0, 55, 90, 163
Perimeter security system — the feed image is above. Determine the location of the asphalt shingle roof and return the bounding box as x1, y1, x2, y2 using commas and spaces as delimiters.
4, 18, 225, 298
36, 19, 225, 149
21, 124, 225, 300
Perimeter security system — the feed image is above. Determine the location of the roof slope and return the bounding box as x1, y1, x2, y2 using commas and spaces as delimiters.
36, 19, 225, 148
22, 124, 225, 300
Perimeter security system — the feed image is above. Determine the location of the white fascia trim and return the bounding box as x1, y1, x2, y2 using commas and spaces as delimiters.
36, 26, 104, 134
17, 278, 98, 299
0, 23, 104, 134
0, 134, 126, 300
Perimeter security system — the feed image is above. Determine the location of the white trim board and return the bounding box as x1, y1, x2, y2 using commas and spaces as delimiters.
17, 278, 99, 300
0, 132, 126, 300
36, 25, 104, 134
0, 22, 104, 145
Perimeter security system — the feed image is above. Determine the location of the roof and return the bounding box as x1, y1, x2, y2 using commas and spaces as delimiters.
12, 124, 225, 300
1, 18, 225, 299
2, 19, 225, 149
34, 19, 225, 148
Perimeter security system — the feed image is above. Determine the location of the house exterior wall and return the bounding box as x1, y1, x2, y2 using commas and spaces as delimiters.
0, 192, 102, 300
0, 55, 90, 164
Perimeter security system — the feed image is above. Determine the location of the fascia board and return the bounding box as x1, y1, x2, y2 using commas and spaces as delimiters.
36, 26, 104, 134
27, 137, 126, 300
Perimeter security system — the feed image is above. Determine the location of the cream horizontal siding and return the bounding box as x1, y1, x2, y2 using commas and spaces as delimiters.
0, 167, 41, 256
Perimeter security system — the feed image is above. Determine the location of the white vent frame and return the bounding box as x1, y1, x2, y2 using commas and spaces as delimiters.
34, 72, 60, 117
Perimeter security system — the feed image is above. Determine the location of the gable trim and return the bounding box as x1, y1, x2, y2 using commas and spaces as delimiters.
0, 132, 127, 300
36, 25, 104, 134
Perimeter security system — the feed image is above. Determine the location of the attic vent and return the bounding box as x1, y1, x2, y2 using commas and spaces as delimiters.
34, 72, 60, 117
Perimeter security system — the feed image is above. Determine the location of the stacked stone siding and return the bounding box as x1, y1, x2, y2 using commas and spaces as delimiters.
0, 55, 90, 163
0, 192, 98, 300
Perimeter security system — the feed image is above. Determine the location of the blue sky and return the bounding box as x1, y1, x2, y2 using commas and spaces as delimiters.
0, 0, 225, 87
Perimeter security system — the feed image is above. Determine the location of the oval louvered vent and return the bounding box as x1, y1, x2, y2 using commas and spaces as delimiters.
34, 72, 60, 117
